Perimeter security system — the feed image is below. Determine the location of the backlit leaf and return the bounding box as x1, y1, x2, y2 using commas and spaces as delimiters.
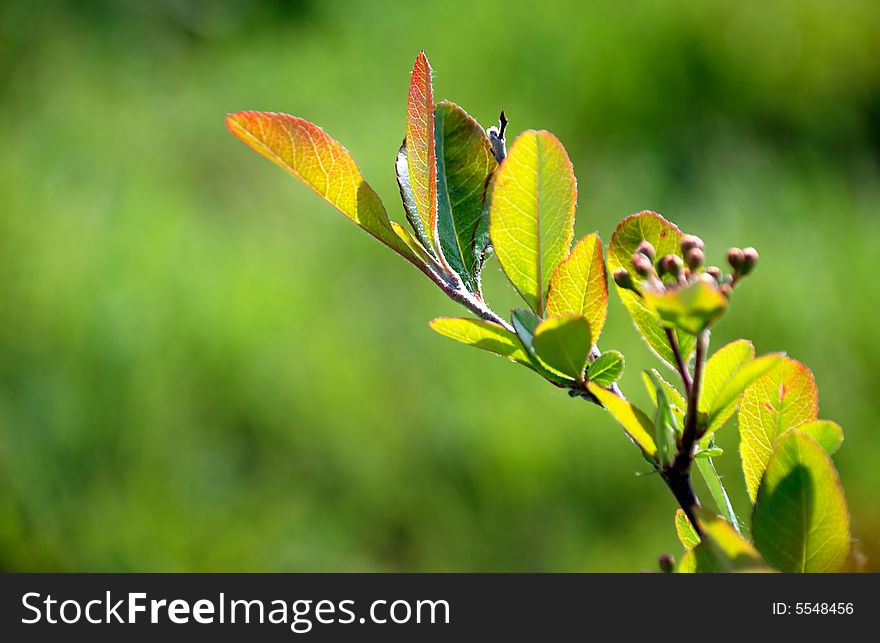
701, 341, 784, 434
739, 357, 818, 502
434, 101, 497, 294
587, 383, 657, 459
785, 420, 843, 456
429, 317, 532, 368
692, 515, 767, 573
546, 233, 608, 340
532, 314, 592, 380
642, 368, 686, 426
752, 431, 850, 572
395, 141, 435, 254
674, 509, 700, 549
587, 350, 624, 387
607, 211, 695, 367
405, 51, 438, 252
643, 278, 728, 335
226, 112, 420, 264
489, 130, 576, 314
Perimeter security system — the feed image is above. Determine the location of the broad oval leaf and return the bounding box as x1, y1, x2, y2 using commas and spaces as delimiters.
674, 508, 700, 550
701, 342, 784, 434
739, 357, 818, 502
587, 350, 624, 387
692, 515, 767, 573
607, 211, 695, 367
587, 383, 657, 459
532, 314, 592, 380
429, 317, 532, 368
643, 278, 728, 336
434, 101, 497, 294
752, 431, 850, 572
226, 112, 421, 265
489, 130, 576, 315
546, 233, 608, 340
406, 51, 438, 252
783, 420, 843, 456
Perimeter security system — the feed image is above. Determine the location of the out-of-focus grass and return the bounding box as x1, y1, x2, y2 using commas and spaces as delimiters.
1, 0, 878, 571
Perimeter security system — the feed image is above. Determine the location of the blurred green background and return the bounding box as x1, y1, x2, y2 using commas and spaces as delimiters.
1, 0, 879, 571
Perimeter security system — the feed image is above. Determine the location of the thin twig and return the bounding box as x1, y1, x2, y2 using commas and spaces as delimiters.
665, 327, 692, 395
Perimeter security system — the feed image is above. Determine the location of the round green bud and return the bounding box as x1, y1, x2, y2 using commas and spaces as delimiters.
636, 240, 656, 262
681, 234, 704, 254
632, 253, 653, 277
727, 247, 745, 271
740, 247, 759, 275
659, 254, 683, 277
613, 268, 634, 289
685, 247, 704, 270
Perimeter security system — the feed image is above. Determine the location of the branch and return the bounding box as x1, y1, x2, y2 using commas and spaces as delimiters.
664, 327, 692, 395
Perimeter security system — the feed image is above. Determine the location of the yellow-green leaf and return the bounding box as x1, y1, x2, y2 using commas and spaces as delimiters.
532, 314, 592, 380
700, 341, 784, 434
607, 211, 695, 367
587, 350, 624, 387
406, 51, 438, 252
428, 317, 532, 367
395, 141, 435, 254
739, 357, 818, 502
643, 278, 728, 335
546, 233, 608, 341
752, 431, 850, 572
692, 515, 767, 573
642, 368, 686, 426
675, 509, 700, 549
587, 383, 657, 459
434, 101, 497, 294
226, 111, 419, 265
489, 130, 576, 315
785, 420, 843, 456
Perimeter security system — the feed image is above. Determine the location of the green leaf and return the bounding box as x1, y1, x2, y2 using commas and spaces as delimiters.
752, 431, 850, 572
786, 420, 843, 456
395, 141, 435, 254
701, 341, 784, 434
646, 370, 679, 466
692, 515, 767, 573
428, 317, 532, 368
643, 278, 728, 335
587, 351, 624, 387
642, 368, 685, 426
511, 307, 540, 352
434, 101, 497, 294
587, 383, 657, 459
489, 130, 576, 315
674, 509, 700, 550
607, 211, 695, 367
532, 314, 592, 380
695, 457, 741, 534
546, 233, 608, 340
739, 357, 818, 502
226, 112, 421, 265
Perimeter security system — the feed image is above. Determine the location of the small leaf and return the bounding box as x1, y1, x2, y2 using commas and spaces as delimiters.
694, 447, 724, 459
643, 279, 728, 335
226, 112, 420, 264
587, 351, 624, 387
607, 211, 695, 367
532, 314, 592, 380
786, 420, 843, 456
692, 515, 767, 573
405, 51, 438, 252
434, 101, 498, 294
489, 130, 576, 315
642, 368, 686, 426
674, 509, 700, 550
429, 318, 532, 368
511, 307, 540, 352
701, 341, 784, 434
646, 370, 679, 466
546, 233, 608, 340
395, 141, 435, 254
587, 383, 657, 459
739, 357, 818, 502
752, 431, 850, 572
